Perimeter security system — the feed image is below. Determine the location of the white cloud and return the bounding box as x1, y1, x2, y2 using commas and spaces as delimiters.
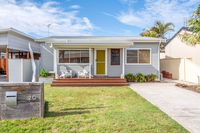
117, 0, 199, 32
69, 5, 81, 9
0, 0, 93, 37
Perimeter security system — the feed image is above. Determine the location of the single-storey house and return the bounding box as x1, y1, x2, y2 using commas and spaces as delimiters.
0, 28, 165, 85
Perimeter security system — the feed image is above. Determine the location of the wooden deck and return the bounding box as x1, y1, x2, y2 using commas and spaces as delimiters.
51, 78, 128, 87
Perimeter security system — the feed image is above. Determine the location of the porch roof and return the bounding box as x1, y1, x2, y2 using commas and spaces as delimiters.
36, 36, 165, 48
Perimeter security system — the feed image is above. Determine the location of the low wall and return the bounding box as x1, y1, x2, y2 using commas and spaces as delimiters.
0, 82, 44, 120
161, 58, 200, 83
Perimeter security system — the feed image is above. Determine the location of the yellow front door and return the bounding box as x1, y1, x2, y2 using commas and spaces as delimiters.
96, 50, 105, 75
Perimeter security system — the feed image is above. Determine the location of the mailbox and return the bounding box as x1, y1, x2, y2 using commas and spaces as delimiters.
5, 91, 17, 106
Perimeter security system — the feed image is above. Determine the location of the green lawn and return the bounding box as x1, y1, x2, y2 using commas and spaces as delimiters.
0, 84, 188, 133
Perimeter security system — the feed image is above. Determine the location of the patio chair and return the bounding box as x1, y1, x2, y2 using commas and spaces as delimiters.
78, 69, 89, 78
59, 66, 72, 78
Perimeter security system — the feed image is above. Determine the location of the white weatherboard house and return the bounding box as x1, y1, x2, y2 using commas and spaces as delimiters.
0, 28, 164, 84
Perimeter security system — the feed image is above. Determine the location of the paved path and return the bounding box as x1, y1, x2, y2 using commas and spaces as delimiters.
130, 82, 200, 133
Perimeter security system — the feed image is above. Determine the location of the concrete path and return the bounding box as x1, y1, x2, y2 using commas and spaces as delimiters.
130, 82, 200, 133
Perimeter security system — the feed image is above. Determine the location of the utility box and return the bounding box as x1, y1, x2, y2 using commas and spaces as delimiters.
5, 91, 17, 106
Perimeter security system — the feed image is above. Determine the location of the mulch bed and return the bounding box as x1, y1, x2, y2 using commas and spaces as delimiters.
176, 83, 200, 93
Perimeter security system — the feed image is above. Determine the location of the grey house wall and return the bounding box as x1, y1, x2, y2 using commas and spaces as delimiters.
39, 43, 54, 72
54, 43, 160, 78
125, 43, 160, 79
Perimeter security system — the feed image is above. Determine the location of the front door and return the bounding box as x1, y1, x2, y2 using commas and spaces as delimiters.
96, 50, 106, 75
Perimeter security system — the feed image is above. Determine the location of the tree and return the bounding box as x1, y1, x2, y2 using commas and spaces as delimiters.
140, 21, 174, 49
140, 28, 157, 37
151, 21, 174, 39
180, 4, 200, 45
140, 21, 174, 39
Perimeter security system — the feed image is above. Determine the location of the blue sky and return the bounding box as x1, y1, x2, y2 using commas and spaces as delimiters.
0, 0, 199, 38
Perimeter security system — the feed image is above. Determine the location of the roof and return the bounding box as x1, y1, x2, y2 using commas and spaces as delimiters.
0, 28, 35, 40
36, 36, 165, 44
166, 27, 190, 45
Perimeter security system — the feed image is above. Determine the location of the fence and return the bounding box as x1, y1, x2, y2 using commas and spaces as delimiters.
161, 58, 200, 83
8, 59, 39, 82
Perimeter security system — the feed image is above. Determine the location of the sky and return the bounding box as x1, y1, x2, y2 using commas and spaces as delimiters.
0, 0, 199, 38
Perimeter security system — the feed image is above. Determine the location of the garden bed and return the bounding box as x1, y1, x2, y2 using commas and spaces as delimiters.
176, 83, 200, 93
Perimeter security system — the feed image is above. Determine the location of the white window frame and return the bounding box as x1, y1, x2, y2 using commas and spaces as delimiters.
125, 48, 152, 65
58, 49, 90, 65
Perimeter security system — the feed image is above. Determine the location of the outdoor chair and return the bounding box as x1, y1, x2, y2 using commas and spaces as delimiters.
59, 66, 72, 78
78, 69, 89, 78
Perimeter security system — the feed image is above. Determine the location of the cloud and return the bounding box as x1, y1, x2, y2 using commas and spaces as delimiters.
0, 0, 93, 37
117, 0, 199, 32
69, 5, 81, 9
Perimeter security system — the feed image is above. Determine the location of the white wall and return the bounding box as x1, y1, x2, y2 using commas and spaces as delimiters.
161, 58, 200, 83
165, 30, 200, 65
8, 59, 39, 82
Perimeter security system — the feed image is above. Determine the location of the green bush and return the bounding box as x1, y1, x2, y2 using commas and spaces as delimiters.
145, 74, 157, 82
125, 73, 157, 82
125, 73, 136, 82
40, 68, 50, 77
136, 73, 146, 82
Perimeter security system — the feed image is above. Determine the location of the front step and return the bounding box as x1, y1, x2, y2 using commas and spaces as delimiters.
51, 78, 128, 87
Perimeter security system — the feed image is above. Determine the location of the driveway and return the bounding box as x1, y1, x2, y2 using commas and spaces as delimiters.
130, 82, 200, 133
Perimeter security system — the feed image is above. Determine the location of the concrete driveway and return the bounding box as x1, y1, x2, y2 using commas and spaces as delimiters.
130, 82, 200, 133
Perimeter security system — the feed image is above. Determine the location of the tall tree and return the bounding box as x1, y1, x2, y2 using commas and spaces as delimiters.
140, 21, 174, 39
140, 21, 174, 49
180, 4, 200, 45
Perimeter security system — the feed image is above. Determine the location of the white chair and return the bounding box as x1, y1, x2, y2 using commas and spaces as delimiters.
78, 69, 89, 78
59, 66, 72, 78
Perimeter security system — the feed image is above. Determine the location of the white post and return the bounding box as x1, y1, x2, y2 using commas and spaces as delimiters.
121, 48, 125, 79
54, 48, 58, 79
89, 48, 92, 78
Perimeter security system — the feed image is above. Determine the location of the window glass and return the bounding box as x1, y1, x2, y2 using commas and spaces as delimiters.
59, 50, 89, 63
127, 50, 138, 63
111, 49, 120, 65
126, 49, 150, 64
81, 50, 89, 63
139, 50, 150, 63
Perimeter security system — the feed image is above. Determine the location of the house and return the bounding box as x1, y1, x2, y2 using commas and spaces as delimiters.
0, 28, 164, 85
161, 27, 200, 83
0, 28, 41, 82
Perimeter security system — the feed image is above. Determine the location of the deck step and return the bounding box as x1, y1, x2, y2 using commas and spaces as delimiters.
51, 83, 128, 87
51, 78, 128, 87
52, 80, 127, 83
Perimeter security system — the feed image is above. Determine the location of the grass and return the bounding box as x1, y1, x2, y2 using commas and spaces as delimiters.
0, 84, 188, 133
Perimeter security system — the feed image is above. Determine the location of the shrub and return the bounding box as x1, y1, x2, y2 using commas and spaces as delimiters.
136, 73, 146, 82
40, 68, 50, 77
145, 74, 157, 82
125, 73, 136, 82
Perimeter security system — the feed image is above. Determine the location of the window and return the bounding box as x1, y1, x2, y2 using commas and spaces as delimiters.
59, 50, 89, 63
111, 49, 120, 65
126, 49, 150, 64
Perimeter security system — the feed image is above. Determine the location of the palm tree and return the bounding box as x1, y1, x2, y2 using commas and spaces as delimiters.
140, 28, 157, 37
140, 21, 175, 49
151, 21, 175, 39
140, 21, 174, 39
